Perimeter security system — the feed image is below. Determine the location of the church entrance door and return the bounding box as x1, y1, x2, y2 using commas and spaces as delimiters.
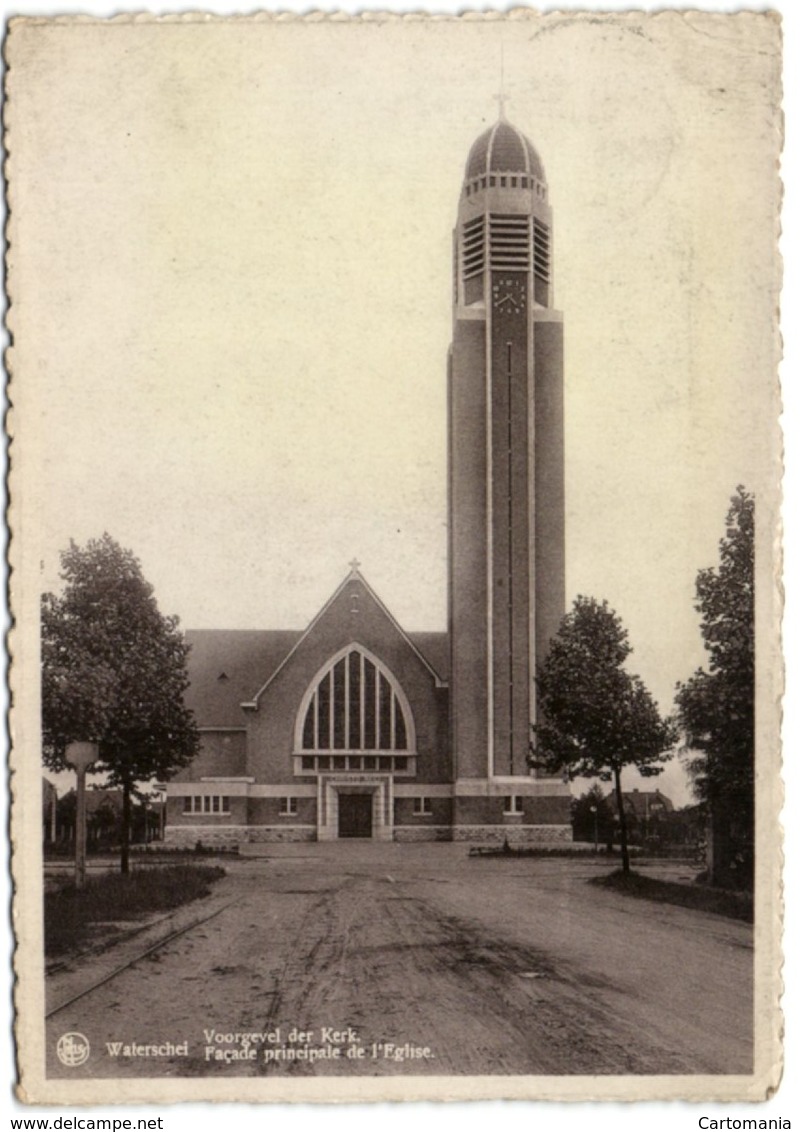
338, 793, 373, 839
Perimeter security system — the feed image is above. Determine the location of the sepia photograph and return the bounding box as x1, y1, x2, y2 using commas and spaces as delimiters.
6, 7, 784, 1107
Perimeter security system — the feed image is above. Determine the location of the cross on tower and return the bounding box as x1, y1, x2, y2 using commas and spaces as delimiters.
348, 557, 361, 574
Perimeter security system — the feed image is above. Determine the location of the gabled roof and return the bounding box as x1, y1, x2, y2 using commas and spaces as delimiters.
185, 630, 301, 728
248, 569, 448, 706
183, 573, 449, 729
60, 788, 125, 814
407, 632, 449, 683
607, 789, 675, 817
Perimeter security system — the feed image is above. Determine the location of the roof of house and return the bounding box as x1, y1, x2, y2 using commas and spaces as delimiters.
184, 628, 449, 729
59, 787, 125, 814
607, 788, 675, 817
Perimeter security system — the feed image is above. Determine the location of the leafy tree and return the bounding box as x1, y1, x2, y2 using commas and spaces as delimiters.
532, 596, 677, 873
42, 534, 200, 872
675, 487, 754, 888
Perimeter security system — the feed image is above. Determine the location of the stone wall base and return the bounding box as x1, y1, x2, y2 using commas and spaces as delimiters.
451, 824, 572, 845
246, 827, 317, 843
393, 825, 454, 842
164, 827, 244, 849
165, 823, 572, 848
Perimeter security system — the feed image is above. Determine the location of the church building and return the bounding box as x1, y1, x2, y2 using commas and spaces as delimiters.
165, 114, 572, 845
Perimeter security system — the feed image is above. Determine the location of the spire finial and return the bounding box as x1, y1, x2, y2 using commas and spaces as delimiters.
494, 41, 508, 120
348, 557, 361, 575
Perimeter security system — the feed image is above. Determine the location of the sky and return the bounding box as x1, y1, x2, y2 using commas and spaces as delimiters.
11, 13, 780, 805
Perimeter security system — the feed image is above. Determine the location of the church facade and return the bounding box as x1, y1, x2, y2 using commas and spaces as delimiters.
165, 116, 572, 846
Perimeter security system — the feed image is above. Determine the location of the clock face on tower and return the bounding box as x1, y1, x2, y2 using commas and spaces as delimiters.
491, 276, 527, 316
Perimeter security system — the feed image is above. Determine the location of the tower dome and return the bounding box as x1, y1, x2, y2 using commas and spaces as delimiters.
465, 119, 545, 182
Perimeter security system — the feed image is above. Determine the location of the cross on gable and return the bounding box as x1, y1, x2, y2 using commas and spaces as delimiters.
348, 557, 361, 574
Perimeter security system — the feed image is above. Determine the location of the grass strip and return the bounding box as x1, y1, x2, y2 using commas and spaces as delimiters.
589, 868, 753, 922
45, 864, 226, 957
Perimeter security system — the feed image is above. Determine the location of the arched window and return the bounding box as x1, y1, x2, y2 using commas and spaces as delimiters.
295, 646, 415, 753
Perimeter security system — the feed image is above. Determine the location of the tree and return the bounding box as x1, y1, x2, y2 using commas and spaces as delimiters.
532, 596, 677, 874
42, 534, 200, 872
675, 487, 754, 888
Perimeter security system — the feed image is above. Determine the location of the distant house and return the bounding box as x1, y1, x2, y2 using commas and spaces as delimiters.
55, 787, 161, 847
606, 788, 675, 843
57, 788, 123, 846
608, 788, 674, 819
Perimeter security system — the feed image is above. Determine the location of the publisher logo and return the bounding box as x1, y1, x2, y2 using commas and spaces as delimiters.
56, 1032, 90, 1067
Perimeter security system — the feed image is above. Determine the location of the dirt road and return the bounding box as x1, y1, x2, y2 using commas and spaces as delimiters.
46, 844, 753, 1078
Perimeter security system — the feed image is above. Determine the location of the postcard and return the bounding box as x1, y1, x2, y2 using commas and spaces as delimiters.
6, 10, 783, 1104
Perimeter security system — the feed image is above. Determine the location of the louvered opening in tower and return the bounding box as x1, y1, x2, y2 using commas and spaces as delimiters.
489, 215, 530, 272
533, 217, 550, 282
462, 216, 485, 280
533, 216, 551, 305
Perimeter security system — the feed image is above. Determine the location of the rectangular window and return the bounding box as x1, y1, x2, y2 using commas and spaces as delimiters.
279, 797, 297, 816
183, 795, 230, 815
504, 795, 524, 815
413, 797, 432, 816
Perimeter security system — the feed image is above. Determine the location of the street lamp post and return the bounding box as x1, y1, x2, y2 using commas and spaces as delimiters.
589, 804, 599, 854
154, 783, 167, 842
64, 741, 98, 889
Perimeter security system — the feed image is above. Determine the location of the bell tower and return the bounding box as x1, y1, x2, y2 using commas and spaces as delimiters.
448, 113, 566, 788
